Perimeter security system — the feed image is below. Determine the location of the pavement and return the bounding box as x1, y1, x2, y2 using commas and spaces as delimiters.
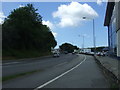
94, 55, 120, 83
3, 54, 110, 88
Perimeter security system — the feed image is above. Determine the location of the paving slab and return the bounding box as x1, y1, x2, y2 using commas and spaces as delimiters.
95, 56, 119, 81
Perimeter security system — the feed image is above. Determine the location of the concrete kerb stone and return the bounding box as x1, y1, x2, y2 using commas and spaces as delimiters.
94, 56, 120, 87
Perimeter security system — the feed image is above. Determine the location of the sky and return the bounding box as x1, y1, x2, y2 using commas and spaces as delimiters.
1, 1, 108, 48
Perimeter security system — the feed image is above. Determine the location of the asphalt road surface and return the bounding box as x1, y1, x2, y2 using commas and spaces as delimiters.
3, 54, 77, 77
3, 54, 110, 88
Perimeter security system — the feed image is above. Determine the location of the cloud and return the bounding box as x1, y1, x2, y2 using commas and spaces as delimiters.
0, 12, 6, 24
42, 20, 54, 29
52, 32, 57, 37
42, 20, 57, 37
19, 5, 25, 8
97, 0, 102, 5
53, 2, 98, 27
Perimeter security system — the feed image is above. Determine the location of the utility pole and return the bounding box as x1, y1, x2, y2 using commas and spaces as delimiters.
82, 17, 96, 56
78, 34, 85, 53
93, 19, 96, 55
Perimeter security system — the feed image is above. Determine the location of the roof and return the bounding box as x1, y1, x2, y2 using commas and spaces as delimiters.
104, 2, 115, 26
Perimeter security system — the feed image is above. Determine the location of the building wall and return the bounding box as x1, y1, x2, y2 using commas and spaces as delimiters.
108, 3, 117, 56
116, 2, 120, 57
104, 2, 120, 57
117, 29, 120, 57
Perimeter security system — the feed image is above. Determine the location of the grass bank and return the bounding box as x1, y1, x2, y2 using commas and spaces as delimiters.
2, 69, 42, 82
2, 49, 52, 60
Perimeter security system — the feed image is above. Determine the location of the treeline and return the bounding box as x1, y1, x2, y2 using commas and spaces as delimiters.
2, 4, 57, 59
59, 43, 79, 53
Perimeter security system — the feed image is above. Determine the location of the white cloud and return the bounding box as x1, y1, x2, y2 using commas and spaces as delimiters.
0, 12, 6, 24
53, 2, 98, 27
42, 20, 57, 37
97, 0, 102, 5
19, 5, 25, 8
52, 32, 57, 37
42, 20, 54, 29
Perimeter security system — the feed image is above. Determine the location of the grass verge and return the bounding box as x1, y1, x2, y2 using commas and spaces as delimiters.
2, 69, 42, 82
2, 49, 52, 60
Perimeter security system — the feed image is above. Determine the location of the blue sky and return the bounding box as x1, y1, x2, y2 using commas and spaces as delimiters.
2, 2, 108, 48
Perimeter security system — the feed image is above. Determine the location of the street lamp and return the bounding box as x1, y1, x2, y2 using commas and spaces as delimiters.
82, 17, 96, 55
78, 34, 85, 53
78, 34, 85, 49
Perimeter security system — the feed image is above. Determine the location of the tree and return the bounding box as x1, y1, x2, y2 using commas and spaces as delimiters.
73, 46, 79, 50
59, 43, 79, 53
2, 4, 57, 57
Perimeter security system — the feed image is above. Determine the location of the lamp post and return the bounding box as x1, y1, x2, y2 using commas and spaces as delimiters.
78, 34, 85, 50
82, 17, 96, 55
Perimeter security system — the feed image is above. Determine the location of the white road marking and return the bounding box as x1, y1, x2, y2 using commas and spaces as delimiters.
34, 55, 86, 89
3, 62, 20, 65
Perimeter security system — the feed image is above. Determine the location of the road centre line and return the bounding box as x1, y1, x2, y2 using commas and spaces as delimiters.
34, 55, 86, 89
54, 62, 67, 67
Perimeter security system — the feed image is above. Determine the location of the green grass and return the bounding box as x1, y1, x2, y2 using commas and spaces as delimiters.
2, 69, 42, 82
2, 49, 52, 60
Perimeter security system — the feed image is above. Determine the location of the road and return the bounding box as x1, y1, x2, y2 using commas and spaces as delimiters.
3, 54, 77, 77
3, 54, 110, 88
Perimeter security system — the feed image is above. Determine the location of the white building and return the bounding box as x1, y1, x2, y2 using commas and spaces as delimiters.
80, 48, 91, 53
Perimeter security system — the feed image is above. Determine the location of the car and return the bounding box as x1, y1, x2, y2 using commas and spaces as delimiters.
53, 52, 60, 57
104, 51, 109, 56
72, 52, 75, 54
96, 52, 105, 56
64, 51, 68, 54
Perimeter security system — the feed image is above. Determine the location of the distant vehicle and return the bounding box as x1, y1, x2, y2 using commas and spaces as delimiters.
63, 51, 68, 54
53, 52, 60, 57
104, 51, 109, 56
51, 48, 60, 57
96, 52, 101, 56
96, 52, 105, 56
90, 52, 94, 54
72, 49, 79, 54
72, 52, 75, 54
